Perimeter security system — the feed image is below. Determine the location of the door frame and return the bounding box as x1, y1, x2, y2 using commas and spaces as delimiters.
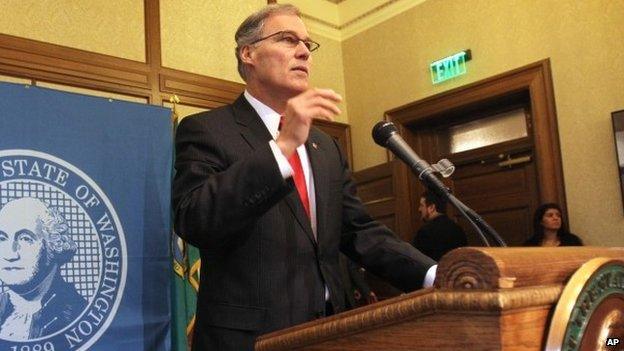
385, 59, 566, 238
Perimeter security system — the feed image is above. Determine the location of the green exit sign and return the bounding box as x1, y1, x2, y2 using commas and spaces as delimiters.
430, 50, 472, 84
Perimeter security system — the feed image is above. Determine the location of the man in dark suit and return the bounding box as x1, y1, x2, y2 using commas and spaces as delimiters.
412, 191, 468, 261
172, 4, 436, 350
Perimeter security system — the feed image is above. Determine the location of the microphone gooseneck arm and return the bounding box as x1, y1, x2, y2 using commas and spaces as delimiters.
372, 121, 507, 247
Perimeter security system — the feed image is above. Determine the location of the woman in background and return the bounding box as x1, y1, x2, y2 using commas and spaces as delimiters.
524, 203, 583, 246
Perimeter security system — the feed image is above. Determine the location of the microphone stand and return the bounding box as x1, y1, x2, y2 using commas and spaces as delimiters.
418, 166, 507, 247
372, 120, 506, 247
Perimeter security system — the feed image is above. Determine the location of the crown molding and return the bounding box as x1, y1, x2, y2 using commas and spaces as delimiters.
285, 0, 426, 41
301, 14, 342, 41
340, 0, 427, 40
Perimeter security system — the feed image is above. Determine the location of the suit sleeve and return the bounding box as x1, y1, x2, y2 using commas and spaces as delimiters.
172, 115, 291, 249
346, 259, 372, 296
334, 138, 436, 291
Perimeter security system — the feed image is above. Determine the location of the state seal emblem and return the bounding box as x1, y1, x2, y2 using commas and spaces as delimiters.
0, 150, 127, 351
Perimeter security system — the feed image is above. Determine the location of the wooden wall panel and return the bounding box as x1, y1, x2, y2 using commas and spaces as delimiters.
352, 160, 414, 241
0, 33, 151, 98
0, 0, 350, 148
353, 160, 413, 300
313, 119, 353, 167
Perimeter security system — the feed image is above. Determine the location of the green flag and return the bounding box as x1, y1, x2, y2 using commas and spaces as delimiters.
171, 235, 200, 351
170, 98, 200, 351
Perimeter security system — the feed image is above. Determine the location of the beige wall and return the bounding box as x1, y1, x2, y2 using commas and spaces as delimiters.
0, 75, 31, 85
164, 101, 208, 121
159, 0, 348, 123
160, 0, 266, 83
306, 32, 349, 124
0, 0, 347, 120
342, 0, 624, 245
0, 0, 145, 62
160, 0, 348, 123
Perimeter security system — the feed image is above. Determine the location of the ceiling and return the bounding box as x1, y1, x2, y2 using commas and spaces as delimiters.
283, 0, 427, 41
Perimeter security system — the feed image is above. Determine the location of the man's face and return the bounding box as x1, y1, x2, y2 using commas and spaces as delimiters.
418, 197, 435, 222
245, 14, 312, 97
0, 200, 49, 287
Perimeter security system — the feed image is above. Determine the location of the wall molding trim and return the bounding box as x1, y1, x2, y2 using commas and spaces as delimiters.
0, 0, 245, 109
0, 0, 351, 158
289, 0, 427, 41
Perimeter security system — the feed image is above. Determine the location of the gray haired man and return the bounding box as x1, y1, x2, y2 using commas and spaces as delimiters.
172, 4, 436, 350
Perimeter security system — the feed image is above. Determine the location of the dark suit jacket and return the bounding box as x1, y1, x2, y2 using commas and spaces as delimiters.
412, 214, 468, 261
172, 95, 435, 351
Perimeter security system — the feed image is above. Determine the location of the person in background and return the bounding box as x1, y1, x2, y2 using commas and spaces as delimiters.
524, 203, 583, 246
412, 191, 468, 261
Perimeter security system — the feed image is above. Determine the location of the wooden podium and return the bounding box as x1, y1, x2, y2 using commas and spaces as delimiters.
256, 247, 624, 351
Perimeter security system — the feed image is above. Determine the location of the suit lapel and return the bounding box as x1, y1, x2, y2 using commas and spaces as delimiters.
232, 94, 273, 149
306, 129, 329, 244
232, 94, 317, 245
284, 188, 316, 245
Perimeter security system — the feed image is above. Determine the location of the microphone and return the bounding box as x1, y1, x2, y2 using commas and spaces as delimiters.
372, 121, 507, 247
372, 121, 448, 193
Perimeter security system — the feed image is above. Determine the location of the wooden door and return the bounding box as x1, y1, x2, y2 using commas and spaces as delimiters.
449, 142, 538, 246
385, 60, 566, 246
407, 104, 539, 246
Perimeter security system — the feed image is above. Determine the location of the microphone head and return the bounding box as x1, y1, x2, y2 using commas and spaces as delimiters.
372, 121, 398, 146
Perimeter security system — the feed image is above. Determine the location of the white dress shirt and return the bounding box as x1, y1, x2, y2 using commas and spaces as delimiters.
243, 90, 436, 293
243, 90, 317, 236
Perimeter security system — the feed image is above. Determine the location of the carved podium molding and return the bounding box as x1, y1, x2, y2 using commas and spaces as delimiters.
256, 247, 624, 351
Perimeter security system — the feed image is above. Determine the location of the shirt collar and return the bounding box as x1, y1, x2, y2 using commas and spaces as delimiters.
243, 90, 281, 139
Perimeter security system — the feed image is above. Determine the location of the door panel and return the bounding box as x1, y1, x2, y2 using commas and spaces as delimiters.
386, 60, 566, 246
457, 207, 531, 246
454, 167, 530, 199
451, 149, 538, 246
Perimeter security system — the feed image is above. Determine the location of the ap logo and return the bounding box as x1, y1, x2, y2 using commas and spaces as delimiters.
0, 150, 127, 350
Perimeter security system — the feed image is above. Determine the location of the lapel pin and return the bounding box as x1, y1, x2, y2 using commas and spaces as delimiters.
312, 142, 318, 150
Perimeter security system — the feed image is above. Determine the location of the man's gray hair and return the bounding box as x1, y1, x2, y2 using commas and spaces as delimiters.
37, 205, 77, 265
235, 4, 301, 81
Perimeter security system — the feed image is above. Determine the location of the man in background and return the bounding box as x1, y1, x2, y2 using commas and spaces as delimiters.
412, 191, 468, 261
172, 4, 436, 350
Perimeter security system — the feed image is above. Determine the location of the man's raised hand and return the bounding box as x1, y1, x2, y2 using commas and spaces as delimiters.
277, 88, 342, 157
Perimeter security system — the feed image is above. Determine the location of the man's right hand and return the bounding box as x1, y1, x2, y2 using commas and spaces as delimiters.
276, 88, 342, 158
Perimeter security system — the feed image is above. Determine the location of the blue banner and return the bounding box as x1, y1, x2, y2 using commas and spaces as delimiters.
0, 83, 172, 351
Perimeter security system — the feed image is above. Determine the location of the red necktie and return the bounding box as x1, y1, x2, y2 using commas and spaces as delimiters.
279, 117, 310, 218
